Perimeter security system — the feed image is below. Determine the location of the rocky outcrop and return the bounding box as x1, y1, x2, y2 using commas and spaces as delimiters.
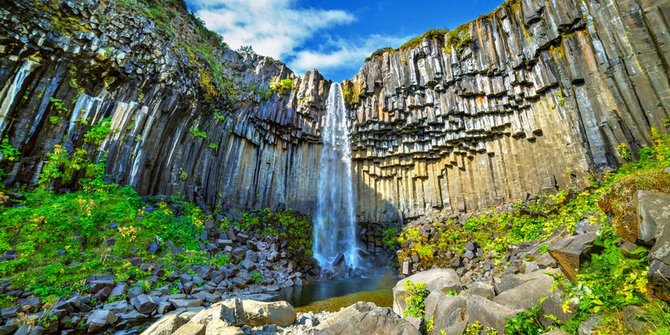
143, 298, 297, 335
346, 0, 670, 222
314, 302, 420, 335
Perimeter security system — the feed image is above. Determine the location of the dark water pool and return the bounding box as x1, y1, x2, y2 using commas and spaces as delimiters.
273, 273, 398, 313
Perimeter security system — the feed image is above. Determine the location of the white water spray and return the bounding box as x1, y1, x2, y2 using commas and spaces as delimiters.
0, 60, 37, 137
312, 83, 360, 270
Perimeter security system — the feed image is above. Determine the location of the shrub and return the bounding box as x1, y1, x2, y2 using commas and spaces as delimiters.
403, 280, 429, 318
0, 137, 20, 162
270, 77, 294, 96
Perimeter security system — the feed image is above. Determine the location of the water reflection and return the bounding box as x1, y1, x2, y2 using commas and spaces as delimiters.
275, 272, 397, 312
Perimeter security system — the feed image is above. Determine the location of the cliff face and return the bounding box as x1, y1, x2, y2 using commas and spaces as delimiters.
345, 0, 670, 222
0, 0, 330, 214
0, 0, 669, 225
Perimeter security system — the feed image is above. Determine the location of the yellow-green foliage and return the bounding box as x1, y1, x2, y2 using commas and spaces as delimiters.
402, 280, 429, 318
444, 25, 472, 54
365, 47, 394, 62
342, 82, 362, 107
399, 29, 449, 51
269, 77, 295, 96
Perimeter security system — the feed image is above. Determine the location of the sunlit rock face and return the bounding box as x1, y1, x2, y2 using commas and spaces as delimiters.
344, 0, 670, 223
0, 0, 669, 229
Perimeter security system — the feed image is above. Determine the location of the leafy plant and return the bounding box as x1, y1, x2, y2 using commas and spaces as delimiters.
189, 126, 207, 140
617, 143, 632, 161
403, 280, 429, 318
250, 271, 263, 284
269, 77, 294, 96
0, 137, 20, 162
504, 303, 545, 335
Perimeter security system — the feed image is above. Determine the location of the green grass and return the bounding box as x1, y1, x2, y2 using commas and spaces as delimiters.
0, 183, 211, 304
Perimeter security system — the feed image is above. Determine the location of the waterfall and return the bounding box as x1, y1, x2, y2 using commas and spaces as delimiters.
0, 59, 37, 137
312, 83, 360, 270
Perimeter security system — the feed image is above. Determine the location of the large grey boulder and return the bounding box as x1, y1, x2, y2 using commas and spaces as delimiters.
315, 302, 420, 335
494, 270, 556, 310
424, 292, 467, 335
241, 300, 296, 327
549, 233, 600, 280
466, 295, 517, 334
393, 269, 461, 315
638, 190, 670, 301
635, 190, 670, 245
172, 321, 205, 335
131, 294, 157, 314
86, 309, 118, 333
141, 314, 188, 335
205, 319, 243, 335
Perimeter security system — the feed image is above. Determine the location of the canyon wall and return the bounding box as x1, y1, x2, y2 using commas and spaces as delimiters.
1, 0, 669, 226
346, 0, 670, 223
0, 0, 330, 215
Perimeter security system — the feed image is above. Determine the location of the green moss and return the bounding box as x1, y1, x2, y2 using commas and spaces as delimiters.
269, 77, 295, 96
342, 82, 362, 107
445, 25, 472, 53
399, 29, 449, 51
365, 47, 395, 62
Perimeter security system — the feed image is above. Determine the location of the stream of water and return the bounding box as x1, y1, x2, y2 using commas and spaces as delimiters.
312, 83, 360, 270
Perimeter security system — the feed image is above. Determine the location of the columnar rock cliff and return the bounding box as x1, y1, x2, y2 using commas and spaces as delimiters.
0, 0, 669, 225
0, 0, 330, 214
346, 0, 670, 222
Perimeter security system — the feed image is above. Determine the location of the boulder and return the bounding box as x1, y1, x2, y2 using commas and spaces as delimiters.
141, 314, 188, 335
461, 282, 495, 300
393, 269, 462, 315
635, 190, 670, 245
86, 309, 118, 333
173, 321, 206, 335
315, 302, 420, 335
241, 300, 296, 327
424, 292, 467, 335
549, 233, 600, 280
205, 319, 243, 335
466, 295, 517, 334
494, 270, 555, 310
540, 292, 576, 326
640, 191, 670, 301
131, 294, 157, 314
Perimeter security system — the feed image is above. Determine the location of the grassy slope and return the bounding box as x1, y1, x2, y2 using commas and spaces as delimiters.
391, 126, 670, 334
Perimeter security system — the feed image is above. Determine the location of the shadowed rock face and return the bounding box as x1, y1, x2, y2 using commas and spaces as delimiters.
0, 0, 669, 225
0, 0, 330, 216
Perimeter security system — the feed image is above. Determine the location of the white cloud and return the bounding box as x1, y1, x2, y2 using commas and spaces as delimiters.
288, 34, 410, 74
192, 0, 355, 59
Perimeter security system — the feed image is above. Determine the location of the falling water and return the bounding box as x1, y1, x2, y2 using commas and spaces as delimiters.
0, 59, 37, 137
312, 83, 360, 270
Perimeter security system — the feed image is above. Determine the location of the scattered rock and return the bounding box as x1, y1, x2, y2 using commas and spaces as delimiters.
86, 309, 118, 333
141, 314, 188, 335
315, 302, 420, 335
131, 294, 157, 314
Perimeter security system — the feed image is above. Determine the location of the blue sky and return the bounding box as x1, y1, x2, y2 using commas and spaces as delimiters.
185, 0, 503, 82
